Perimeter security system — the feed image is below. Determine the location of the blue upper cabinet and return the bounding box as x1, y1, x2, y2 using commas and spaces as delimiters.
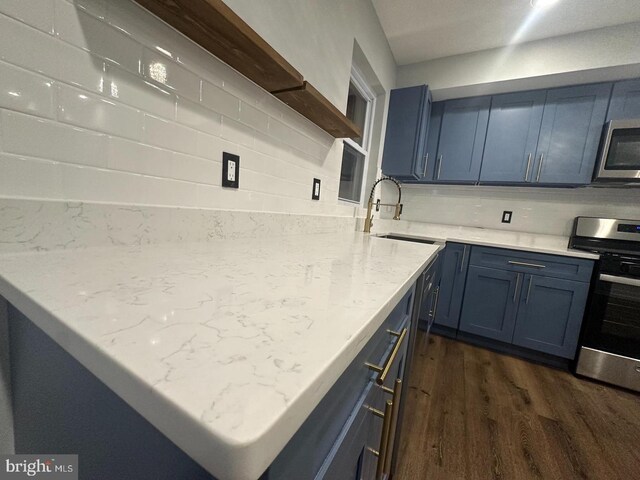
533, 83, 612, 185
381, 85, 432, 180
422, 101, 444, 181
434, 96, 490, 183
480, 91, 545, 183
607, 79, 640, 120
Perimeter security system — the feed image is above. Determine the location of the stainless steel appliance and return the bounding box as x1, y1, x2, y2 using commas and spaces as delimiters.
569, 217, 640, 392
593, 120, 640, 182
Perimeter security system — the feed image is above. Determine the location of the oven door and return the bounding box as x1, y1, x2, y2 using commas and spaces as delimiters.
581, 273, 640, 359
594, 120, 640, 181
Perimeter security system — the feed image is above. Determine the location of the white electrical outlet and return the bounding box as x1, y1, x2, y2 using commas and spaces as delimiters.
227, 160, 236, 182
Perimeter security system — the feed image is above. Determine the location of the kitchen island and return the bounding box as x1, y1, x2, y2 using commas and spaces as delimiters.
0, 231, 440, 480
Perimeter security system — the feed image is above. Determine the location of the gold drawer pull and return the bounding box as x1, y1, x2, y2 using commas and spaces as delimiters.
365, 328, 408, 385
384, 379, 403, 474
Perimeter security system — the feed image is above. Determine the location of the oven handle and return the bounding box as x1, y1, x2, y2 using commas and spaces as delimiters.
599, 274, 640, 288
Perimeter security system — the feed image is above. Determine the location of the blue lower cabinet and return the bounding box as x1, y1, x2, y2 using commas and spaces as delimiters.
434, 243, 470, 329
458, 265, 519, 343
512, 275, 589, 358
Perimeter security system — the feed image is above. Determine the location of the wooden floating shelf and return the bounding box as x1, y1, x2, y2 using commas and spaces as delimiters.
134, 0, 303, 92
134, 0, 359, 138
274, 82, 362, 138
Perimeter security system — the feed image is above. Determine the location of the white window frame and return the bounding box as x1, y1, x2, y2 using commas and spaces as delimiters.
338, 66, 376, 204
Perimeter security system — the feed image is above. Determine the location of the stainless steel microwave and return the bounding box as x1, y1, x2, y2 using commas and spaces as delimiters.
593, 119, 640, 182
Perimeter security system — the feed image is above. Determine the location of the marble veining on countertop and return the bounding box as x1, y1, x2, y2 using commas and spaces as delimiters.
372, 219, 599, 260
0, 231, 440, 480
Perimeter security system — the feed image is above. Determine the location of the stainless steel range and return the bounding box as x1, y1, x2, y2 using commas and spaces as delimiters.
569, 217, 640, 392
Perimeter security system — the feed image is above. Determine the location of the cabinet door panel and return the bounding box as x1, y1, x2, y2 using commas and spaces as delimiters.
607, 79, 640, 121
422, 101, 444, 182
534, 83, 612, 185
381, 85, 430, 180
512, 276, 589, 358
435, 96, 490, 182
434, 243, 469, 328
458, 266, 519, 342
480, 91, 545, 183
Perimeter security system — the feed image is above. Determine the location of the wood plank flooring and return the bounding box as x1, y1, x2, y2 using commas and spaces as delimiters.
395, 332, 640, 480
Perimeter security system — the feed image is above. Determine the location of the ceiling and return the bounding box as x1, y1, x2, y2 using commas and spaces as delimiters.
371, 0, 640, 65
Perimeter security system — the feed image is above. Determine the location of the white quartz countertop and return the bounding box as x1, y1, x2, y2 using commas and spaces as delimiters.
371, 220, 599, 260
0, 232, 441, 480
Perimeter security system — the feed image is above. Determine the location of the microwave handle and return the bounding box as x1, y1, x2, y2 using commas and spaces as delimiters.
599, 274, 640, 288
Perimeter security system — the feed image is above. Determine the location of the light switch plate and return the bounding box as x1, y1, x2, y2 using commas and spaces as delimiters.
312, 178, 321, 200
222, 152, 239, 188
502, 210, 512, 223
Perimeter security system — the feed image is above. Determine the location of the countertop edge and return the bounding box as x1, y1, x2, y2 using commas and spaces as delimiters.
0, 243, 442, 480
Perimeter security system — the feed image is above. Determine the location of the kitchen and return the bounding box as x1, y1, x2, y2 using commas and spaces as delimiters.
0, 0, 639, 479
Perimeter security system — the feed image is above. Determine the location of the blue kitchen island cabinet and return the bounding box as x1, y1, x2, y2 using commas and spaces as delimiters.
533, 83, 612, 185
480, 91, 546, 183
511, 275, 589, 358
607, 79, 640, 120
433, 243, 470, 329
458, 265, 520, 343
433, 96, 490, 183
381, 85, 432, 180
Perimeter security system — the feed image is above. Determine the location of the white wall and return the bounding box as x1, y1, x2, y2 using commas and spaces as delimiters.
398, 22, 640, 100
223, 0, 396, 110
0, 0, 395, 216
380, 184, 640, 236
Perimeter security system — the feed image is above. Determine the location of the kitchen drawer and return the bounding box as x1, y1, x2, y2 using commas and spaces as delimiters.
269, 287, 414, 480
469, 246, 594, 282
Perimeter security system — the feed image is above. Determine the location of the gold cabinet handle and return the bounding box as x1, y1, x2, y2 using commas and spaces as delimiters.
384, 379, 403, 475
376, 400, 393, 479
365, 328, 408, 385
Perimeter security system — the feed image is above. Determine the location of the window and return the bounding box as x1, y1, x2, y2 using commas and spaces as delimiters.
339, 68, 375, 203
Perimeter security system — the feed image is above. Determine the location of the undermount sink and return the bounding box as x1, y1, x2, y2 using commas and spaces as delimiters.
375, 233, 442, 245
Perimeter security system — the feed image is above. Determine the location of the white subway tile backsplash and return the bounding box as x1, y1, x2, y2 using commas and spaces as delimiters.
142, 49, 200, 101
239, 102, 268, 133
143, 114, 199, 156
71, 0, 106, 20
220, 117, 254, 148
171, 152, 220, 186
105, 64, 175, 119
0, 62, 55, 118
54, 0, 142, 74
201, 81, 240, 119
2, 110, 108, 167
0, 153, 63, 198
0, 0, 354, 218
0, 0, 55, 34
107, 136, 173, 178
176, 97, 222, 136
0, 13, 58, 77
195, 131, 237, 161
57, 83, 144, 140
55, 41, 105, 94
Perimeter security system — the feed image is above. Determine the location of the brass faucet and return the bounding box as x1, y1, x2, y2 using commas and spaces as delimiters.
363, 176, 402, 233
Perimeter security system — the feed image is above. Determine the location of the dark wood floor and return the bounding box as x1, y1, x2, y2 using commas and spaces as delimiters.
395, 332, 640, 480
